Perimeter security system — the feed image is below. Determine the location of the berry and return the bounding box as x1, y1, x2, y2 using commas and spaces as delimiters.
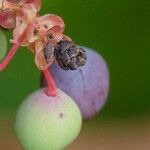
15, 88, 82, 150
0, 30, 7, 61
41, 47, 109, 120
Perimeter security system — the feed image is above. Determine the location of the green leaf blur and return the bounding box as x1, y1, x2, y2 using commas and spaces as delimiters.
0, 0, 149, 119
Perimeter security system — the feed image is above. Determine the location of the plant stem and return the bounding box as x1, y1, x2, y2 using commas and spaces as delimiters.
43, 69, 57, 96
0, 43, 19, 71
0, 31, 26, 71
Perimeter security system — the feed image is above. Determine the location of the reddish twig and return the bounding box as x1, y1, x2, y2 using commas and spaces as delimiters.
0, 32, 26, 71
43, 69, 57, 96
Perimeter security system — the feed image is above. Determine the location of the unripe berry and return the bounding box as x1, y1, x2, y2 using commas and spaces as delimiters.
15, 88, 82, 150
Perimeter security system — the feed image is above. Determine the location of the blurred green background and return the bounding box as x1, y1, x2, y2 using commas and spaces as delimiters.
0, 0, 150, 149
0, 0, 149, 119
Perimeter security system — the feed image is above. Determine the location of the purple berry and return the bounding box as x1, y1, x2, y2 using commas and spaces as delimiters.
41, 47, 109, 120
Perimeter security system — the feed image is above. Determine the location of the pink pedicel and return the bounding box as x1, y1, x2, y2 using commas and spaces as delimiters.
43, 69, 57, 96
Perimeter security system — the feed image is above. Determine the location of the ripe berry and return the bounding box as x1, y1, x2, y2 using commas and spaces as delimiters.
15, 88, 82, 150
41, 47, 109, 120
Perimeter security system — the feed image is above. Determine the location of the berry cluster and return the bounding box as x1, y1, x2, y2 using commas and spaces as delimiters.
0, 0, 109, 149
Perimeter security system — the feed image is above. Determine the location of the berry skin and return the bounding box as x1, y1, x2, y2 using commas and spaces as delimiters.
0, 30, 7, 61
41, 47, 109, 120
15, 88, 82, 150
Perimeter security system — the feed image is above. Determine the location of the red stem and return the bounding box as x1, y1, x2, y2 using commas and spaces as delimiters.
0, 43, 19, 71
0, 32, 26, 71
43, 69, 57, 96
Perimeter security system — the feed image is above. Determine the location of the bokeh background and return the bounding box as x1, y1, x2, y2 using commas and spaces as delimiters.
0, 0, 149, 149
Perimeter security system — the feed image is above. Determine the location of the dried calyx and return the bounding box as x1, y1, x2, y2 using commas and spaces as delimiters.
54, 40, 87, 70
43, 44, 55, 64
43, 40, 87, 71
